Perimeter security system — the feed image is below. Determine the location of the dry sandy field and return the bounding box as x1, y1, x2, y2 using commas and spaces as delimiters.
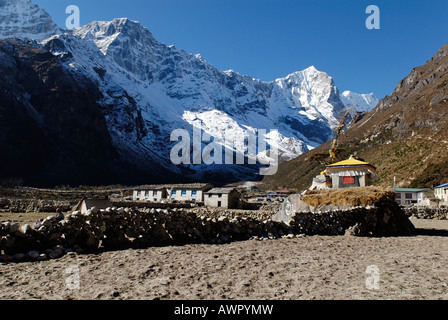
1, 218, 448, 300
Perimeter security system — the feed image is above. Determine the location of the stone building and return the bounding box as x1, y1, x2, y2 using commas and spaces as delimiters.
204, 187, 241, 209
166, 183, 213, 202
133, 185, 168, 202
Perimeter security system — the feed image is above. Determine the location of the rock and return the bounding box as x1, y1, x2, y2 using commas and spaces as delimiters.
2, 222, 10, 232
9, 223, 19, 233
0, 255, 13, 262
21, 224, 32, 235
49, 248, 63, 259
37, 253, 47, 261
27, 250, 40, 260
12, 253, 26, 261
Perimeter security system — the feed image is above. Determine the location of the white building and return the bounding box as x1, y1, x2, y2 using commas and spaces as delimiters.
392, 188, 435, 206
434, 183, 448, 203
133, 185, 167, 201
133, 183, 213, 202
204, 188, 241, 209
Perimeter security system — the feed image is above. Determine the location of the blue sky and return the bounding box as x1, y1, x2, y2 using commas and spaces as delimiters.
34, 0, 448, 99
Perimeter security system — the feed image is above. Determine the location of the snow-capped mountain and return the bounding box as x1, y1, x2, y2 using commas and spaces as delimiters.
0, 0, 378, 185
0, 0, 61, 41
340, 91, 379, 112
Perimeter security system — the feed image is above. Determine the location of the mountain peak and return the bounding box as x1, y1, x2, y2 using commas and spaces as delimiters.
73, 17, 159, 56
0, 0, 61, 41
304, 65, 318, 72
340, 90, 378, 112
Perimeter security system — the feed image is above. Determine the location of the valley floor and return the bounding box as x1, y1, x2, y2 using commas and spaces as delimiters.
1, 218, 448, 300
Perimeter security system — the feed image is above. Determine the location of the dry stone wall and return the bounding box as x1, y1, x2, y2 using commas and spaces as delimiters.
0, 198, 76, 213
0, 204, 415, 263
403, 206, 448, 220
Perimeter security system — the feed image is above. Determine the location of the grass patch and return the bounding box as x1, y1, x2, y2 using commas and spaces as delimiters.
301, 186, 395, 208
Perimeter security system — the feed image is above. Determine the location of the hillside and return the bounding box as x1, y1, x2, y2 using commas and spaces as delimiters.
263, 43, 448, 191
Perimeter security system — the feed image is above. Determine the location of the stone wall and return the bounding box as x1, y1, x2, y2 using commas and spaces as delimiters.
403, 206, 448, 220
0, 198, 199, 213
0, 198, 77, 213
0, 203, 416, 262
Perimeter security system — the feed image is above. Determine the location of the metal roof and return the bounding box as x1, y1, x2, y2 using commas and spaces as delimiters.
392, 188, 431, 193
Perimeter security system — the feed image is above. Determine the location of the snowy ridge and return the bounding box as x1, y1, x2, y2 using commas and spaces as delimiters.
340, 90, 378, 112
0, 0, 61, 41
0, 0, 379, 181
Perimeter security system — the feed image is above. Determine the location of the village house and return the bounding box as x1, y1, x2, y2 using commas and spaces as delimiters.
133, 185, 168, 202
392, 188, 436, 206
310, 156, 377, 190
166, 183, 213, 202
133, 183, 213, 202
204, 187, 241, 209
434, 183, 448, 203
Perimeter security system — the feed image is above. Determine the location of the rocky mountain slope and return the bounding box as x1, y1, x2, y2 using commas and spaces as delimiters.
0, 0, 378, 187
263, 43, 448, 190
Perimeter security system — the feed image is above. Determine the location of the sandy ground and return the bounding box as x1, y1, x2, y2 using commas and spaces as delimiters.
1, 218, 448, 300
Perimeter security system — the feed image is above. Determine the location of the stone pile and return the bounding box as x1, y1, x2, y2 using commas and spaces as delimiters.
290, 205, 416, 237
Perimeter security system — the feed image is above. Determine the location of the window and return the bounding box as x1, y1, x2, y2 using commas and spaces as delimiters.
218, 194, 222, 198
342, 176, 355, 185
171, 190, 177, 198
144, 191, 149, 197
395, 193, 401, 199
405, 193, 413, 199
191, 190, 197, 197
181, 190, 187, 197
136, 191, 141, 197
153, 191, 158, 197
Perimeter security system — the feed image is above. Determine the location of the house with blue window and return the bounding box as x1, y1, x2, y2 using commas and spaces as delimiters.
167, 183, 213, 202
434, 183, 448, 203
133, 183, 213, 202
